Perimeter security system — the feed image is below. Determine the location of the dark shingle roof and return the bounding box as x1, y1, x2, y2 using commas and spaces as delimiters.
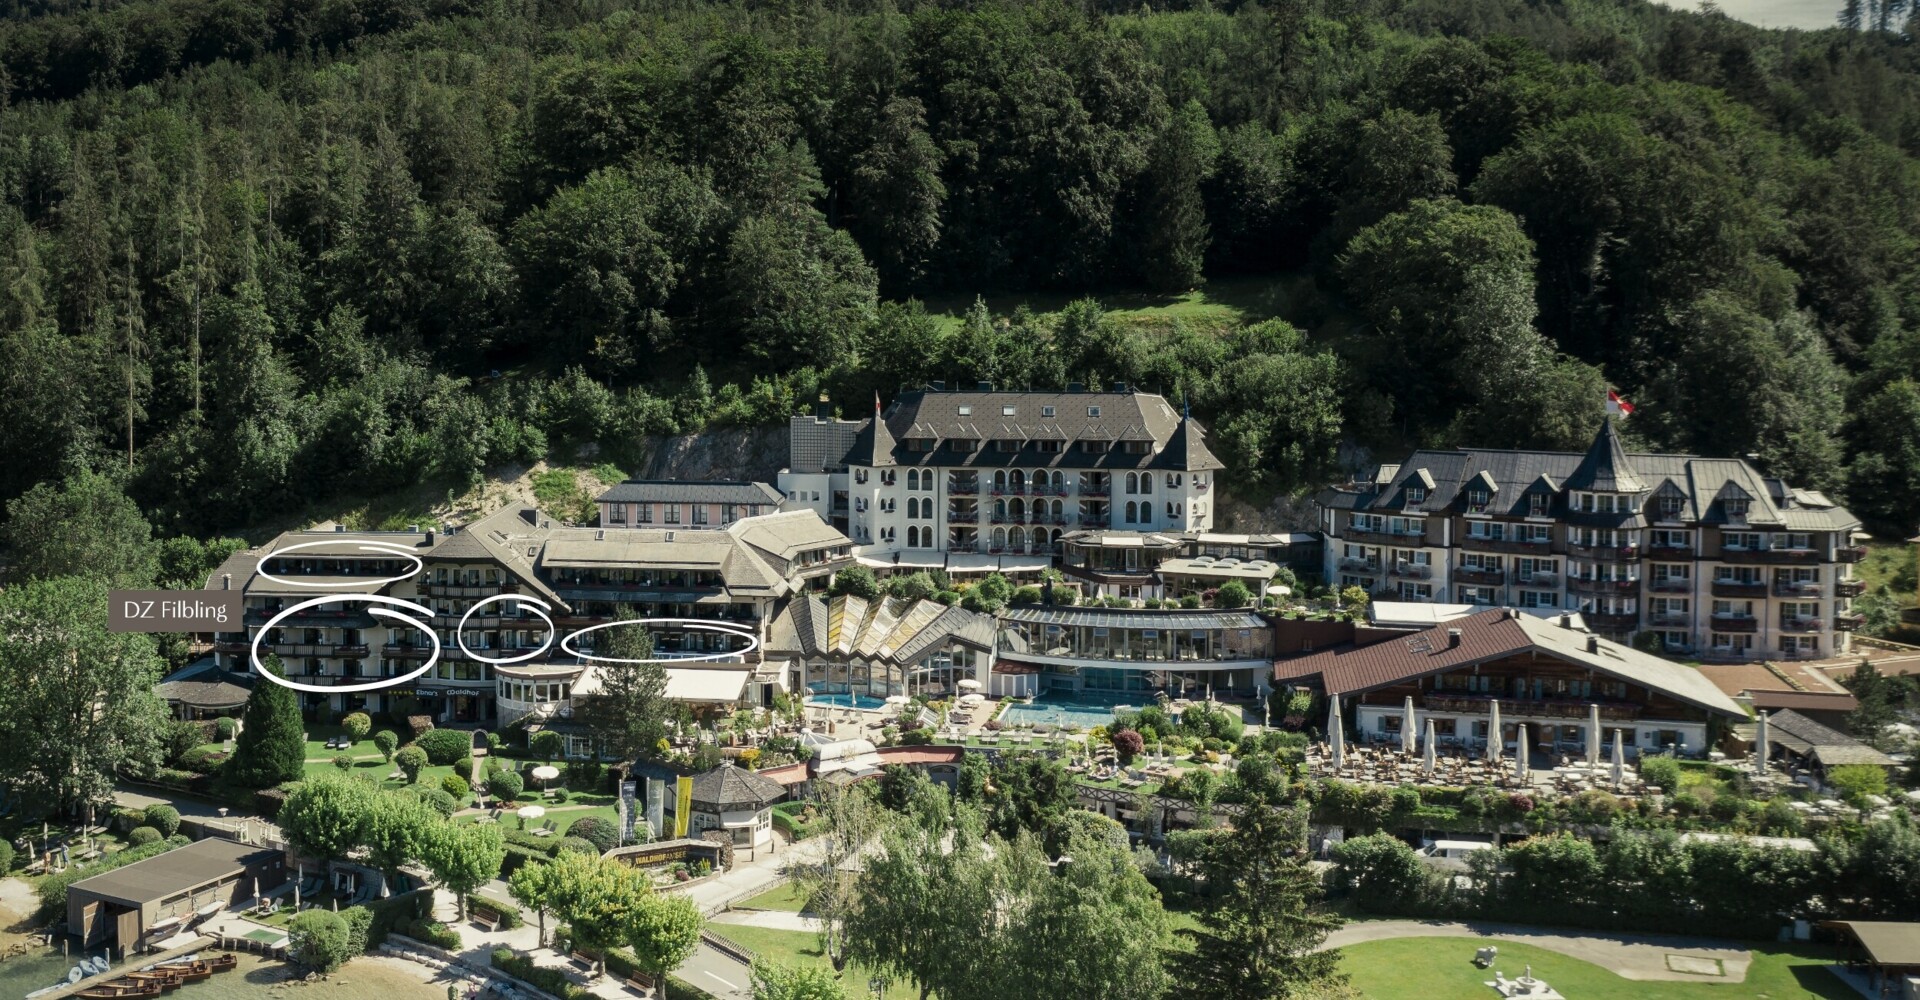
595, 481, 782, 506
856, 388, 1221, 471
688, 763, 786, 810
1563, 419, 1647, 493
1764, 709, 1897, 767
69, 838, 281, 907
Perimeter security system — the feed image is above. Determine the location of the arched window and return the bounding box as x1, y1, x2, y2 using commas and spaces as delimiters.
1050, 499, 1063, 519
1125, 473, 1138, 494
994, 470, 1008, 491
1034, 469, 1050, 492
1009, 527, 1027, 551
908, 470, 920, 490
912, 526, 925, 547
1125, 502, 1137, 523
1141, 475, 1153, 495
992, 528, 1007, 550
1167, 501, 1180, 519
1010, 469, 1025, 490
1010, 498, 1025, 520
1048, 528, 1062, 551
906, 498, 918, 519
995, 499, 1008, 520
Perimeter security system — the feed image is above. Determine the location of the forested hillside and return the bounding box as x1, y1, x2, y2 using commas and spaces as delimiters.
1, 0, 1918, 541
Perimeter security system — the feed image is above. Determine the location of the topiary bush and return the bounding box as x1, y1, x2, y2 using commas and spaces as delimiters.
332, 754, 353, 770
341, 712, 372, 743
410, 785, 457, 818
374, 730, 399, 762
143, 804, 181, 838
565, 817, 618, 853
214, 717, 237, 740
488, 770, 524, 802
396, 746, 428, 783
289, 909, 352, 972
127, 826, 161, 847
548, 788, 569, 804
443, 774, 472, 800
552, 836, 599, 857
1638, 755, 1681, 794
415, 727, 472, 766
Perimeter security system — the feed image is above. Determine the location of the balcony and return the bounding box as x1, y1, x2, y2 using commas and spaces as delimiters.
1078, 481, 1110, 498
1585, 611, 1640, 631
947, 507, 980, 522
1453, 567, 1505, 586
1719, 547, 1820, 565
1460, 534, 1552, 556
1649, 578, 1692, 593
1837, 546, 1869, 563
1835, 611, 1867, 632
1568, 577, 1639, 594
1779, 617, 1825, 634
1836, 579, 1866, 598
1338, 558, 1381, 573
421, 581, 517, 598
1347, 524, 1426, 543
1773, 580, 1825, 598
1710, 579, 1767, 599
1390, 562, 1431, 580
1709, 615, 1760, 633
1571, 543, 1640, 562
1649, 613, 1692, 629
1421, 692, 1642, 721
947, 478, 980, 495
1647, 543, 1694, 559
383, 643, 434, 657
1514, 573, 1557, 588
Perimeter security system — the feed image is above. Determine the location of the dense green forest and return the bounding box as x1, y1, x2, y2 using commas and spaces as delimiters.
1, 0, 1919, 540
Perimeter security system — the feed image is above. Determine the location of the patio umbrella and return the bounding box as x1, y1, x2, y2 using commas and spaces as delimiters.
1514, 724, 1530, 785
517, 805, 546, 830
1422, 719, 1436, 778
531, 765, 561, 792
1753, 711, 1770, 775
1611, 729, 1626, 788
1486, 700, 1502, 765
957, 679, 982, 691
294, 863, 301, 910
1328, 698, 1345, 772
1587, 703, 1601, 767
1401, 696, 1417, 754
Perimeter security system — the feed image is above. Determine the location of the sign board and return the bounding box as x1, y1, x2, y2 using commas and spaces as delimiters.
109, 590, 245, 632
646, 778, 666, 842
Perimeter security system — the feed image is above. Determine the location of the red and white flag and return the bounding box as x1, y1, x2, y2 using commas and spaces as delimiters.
1606, 390, 1635, 417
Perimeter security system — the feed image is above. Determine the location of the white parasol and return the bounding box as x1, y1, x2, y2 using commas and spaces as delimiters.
1487, 700, 1502, 765
1328, 698, 1345, 772
1401, 695, 1418, 755
1611, 729, 1626, 788
1587, 703, 1601, 767
1514, 724, 1530, 785
1422, 719, 1436, 778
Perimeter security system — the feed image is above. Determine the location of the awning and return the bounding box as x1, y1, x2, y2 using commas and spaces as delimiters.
856, 554, 945, 570
946, 554, 1050, 573
663, 668, 751, 703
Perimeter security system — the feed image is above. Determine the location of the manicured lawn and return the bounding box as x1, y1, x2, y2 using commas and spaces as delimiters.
737, 883, 811, 912
702, 925, 921, 1000
1338, 937, 1855, 999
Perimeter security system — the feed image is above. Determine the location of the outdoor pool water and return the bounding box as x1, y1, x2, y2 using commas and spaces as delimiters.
999, 694, 1128, 729
806, 693, 886, 710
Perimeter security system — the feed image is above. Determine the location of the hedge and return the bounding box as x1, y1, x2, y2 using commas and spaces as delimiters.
467, 896, 521, 928
38, 836, 190, 916
492, 948, 594, 1000
415, 727, 472, 766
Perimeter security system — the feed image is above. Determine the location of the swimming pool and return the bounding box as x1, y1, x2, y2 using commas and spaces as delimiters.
998, 695, 1127, 729
806, 693, 887, 710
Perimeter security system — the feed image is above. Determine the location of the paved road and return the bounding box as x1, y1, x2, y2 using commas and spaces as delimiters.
678, 944, 751, 999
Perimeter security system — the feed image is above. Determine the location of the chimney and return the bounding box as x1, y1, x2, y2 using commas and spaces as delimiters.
595, 529, 606, 541
1447, 628, 1461, 647
334, 524, 346, 532
221, 574, 231, 591
1587, 635, 1601, 653
813, 393, 832, 419
977, 381, 994, 392
1559, 614, 1573, 629
425, 529, 436, 546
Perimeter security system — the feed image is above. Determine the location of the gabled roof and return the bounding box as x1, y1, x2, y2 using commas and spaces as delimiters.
1274, 607, 1744, 719
1764, 709, 1897, 767
1563, 419, 1646, 493
595, 480, 782, 506
687, 762, 787, 810
725, 510, 851, 564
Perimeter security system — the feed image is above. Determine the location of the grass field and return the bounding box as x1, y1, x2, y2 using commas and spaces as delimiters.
736, 882, 811, 912
922, 273, 1332, 338
701, 925, 922, 1000
1337, 937, 1854, 1000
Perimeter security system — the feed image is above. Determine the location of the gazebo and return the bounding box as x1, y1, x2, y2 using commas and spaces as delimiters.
684, 762, 787, 858
155, 661, 256, 720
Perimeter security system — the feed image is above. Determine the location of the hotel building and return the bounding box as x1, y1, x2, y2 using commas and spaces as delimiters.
1315, 421, 1866, 661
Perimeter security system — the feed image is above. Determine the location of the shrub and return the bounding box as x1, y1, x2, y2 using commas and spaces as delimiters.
289, 910, 353, 972
332, 754, 354, 771
143, 804, 181, 838
1111, 728, 1145, 762
1638, 755, 1682, 794
341, 712, 372, 742
410, 785, 458, 818
488, 770, 524, 802
1828, 763, 1889, 803
900, 727, 934, 746
403, 919, 461, 950
396, 746, 428, 782
443, 774, 472, 800
565, 817, 619, 854
565, 759, 604, 790
493, 949, 595, 1000
214, 717, 237, 740
111, 807, 147, 833
177, 746, 229, 773
1179, 594, 1201, 609
548, 788, 570, 803
374, 730, 400, 762
416, 728, 472, 766
127, 826, 161, 846
552, 836, 599, 857
530, 730, 564, 760
1506, 792, 1535, 813
486, 731, 503, 751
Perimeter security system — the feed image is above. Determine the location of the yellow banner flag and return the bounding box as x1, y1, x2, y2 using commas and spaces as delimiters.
674, 775, 693, 838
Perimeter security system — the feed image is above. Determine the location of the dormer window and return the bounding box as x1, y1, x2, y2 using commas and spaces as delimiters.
1406, 486, 1427, 505
995, 439, 1021, 453
1467, 489, 1490, 511
1122, 440, 1151, 454
1042, 405, 1055, 417
1658, 495, 1684, 518
905, 438, 935, 452
951, 438, 979, 452
1082, 440, 1110, 453
1725, 498, 1749, 519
